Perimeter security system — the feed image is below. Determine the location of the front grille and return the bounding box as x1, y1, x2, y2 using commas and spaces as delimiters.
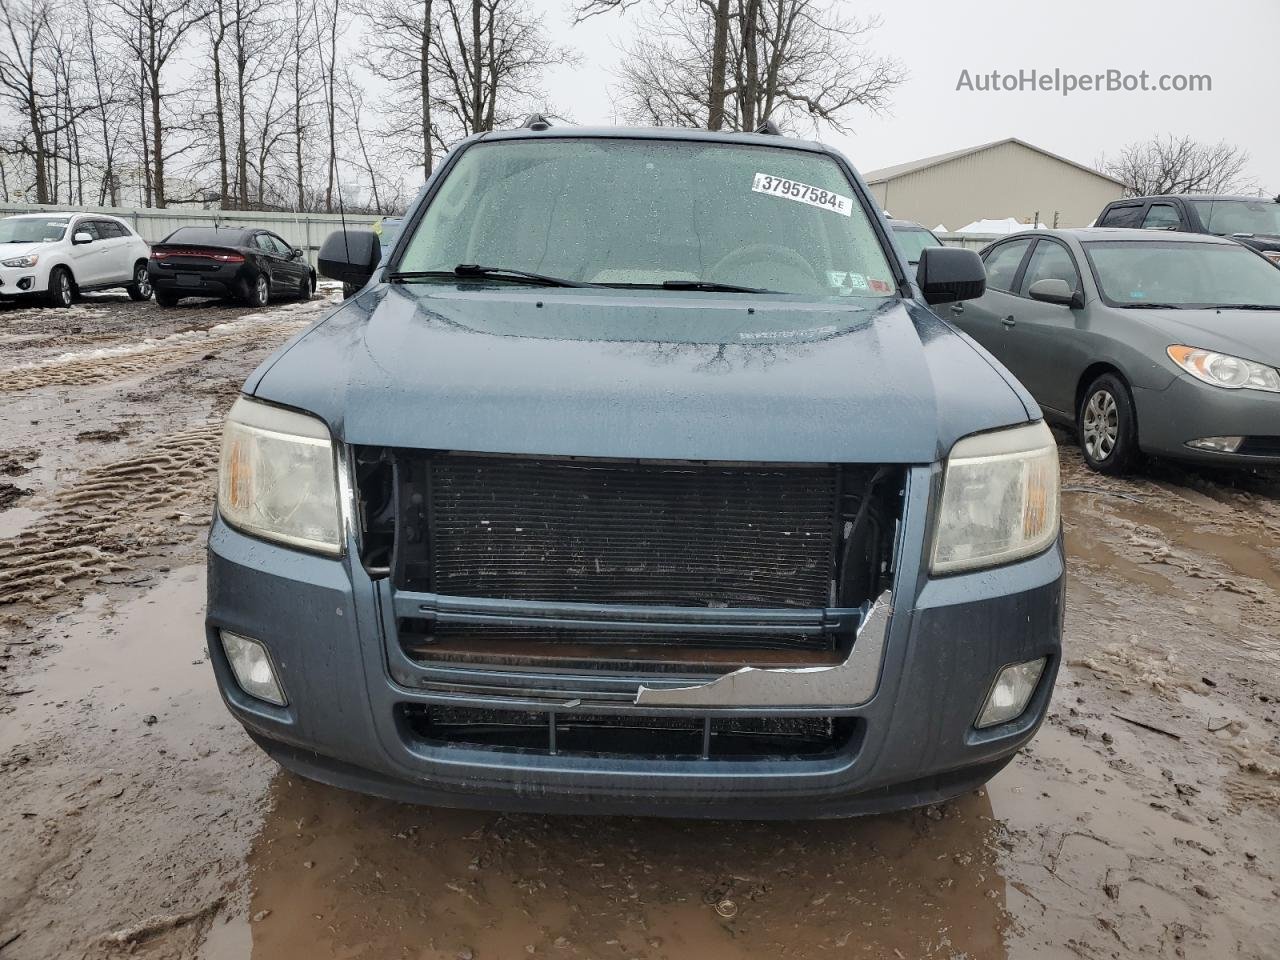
399, 703, 860, 760
426, 455, 838, 608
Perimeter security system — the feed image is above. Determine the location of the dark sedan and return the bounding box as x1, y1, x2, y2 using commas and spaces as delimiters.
952, 228, 1280, 474
148, 226, 316, 307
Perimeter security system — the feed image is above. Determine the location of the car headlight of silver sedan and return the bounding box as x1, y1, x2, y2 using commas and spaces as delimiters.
217, 397, 342, 554
931, 421, 1060, 575
1, 254, 38, 268
1167, 345, 1280, 393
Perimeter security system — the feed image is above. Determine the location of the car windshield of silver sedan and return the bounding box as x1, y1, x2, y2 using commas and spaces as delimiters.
1188, 198, 1280, 237
395, 138, 898, 298
0, 217, 68, 243
1083, 240, 1280, 310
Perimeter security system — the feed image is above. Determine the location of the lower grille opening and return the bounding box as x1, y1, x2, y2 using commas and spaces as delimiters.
399, 704, 861, 760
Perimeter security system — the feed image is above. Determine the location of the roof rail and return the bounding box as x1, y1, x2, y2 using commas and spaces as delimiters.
522, 113, 553, 131
754, 119, 782, 136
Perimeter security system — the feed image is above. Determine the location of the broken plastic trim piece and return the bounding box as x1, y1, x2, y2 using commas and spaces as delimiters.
633, 591, 892, 708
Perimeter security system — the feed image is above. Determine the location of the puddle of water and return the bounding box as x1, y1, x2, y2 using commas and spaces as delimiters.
238, 776, 1009, 960
0, 503, 43, 539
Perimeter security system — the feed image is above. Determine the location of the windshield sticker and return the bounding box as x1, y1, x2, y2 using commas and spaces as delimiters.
752, 173, 852, 217
869, 278, 892, 293
826, 271, 869, 294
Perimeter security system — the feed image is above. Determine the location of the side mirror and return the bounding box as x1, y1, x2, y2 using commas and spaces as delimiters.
73, 231, 93, 245
916, 246, 985, 305
290, 247, 304, 261
1027, 278, 1083, 308
317, 229, 380, 286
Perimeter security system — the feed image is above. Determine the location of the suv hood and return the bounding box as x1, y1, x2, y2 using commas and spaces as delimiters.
0, 242, 46, 259
249, 285, 1031, 463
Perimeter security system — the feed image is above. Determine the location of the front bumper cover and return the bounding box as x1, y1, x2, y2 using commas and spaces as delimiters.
206, 464, 1065, 817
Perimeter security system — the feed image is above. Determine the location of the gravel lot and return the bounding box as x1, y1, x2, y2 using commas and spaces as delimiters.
1, 291, 1277, 960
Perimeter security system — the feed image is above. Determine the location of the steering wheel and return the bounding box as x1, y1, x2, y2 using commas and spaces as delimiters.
708, 244, 820, 287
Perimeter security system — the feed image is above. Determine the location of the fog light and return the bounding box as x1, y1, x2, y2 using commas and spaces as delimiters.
17, 277, 32, 290
220, 631, 286, 706
1186, 436, 1244, 453
977, 658, 1046, 729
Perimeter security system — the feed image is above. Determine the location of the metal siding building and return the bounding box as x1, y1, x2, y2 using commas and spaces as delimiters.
862, 138, 1125, 230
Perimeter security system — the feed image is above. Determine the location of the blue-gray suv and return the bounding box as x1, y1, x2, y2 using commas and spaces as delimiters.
206, 124, 1064, 818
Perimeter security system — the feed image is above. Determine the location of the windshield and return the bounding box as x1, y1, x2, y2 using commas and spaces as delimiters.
892, 226, 942, 263
0, 217, 68, 243
1084, 240, 1280, 309
397, 138, 896, 298
1188, 199, 1280, 237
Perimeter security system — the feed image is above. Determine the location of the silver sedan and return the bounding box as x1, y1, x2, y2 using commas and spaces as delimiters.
950, 228, 1280, 474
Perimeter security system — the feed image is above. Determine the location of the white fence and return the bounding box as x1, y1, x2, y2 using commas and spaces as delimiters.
0, 202, 380, 264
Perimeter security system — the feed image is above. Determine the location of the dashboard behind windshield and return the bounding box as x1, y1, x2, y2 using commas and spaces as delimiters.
397, 138, 897, 298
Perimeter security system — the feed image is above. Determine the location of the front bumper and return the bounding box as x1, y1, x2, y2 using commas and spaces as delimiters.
1134, 374, 1280, 466
0, 262, 50, 296
206, 466, 1065, 818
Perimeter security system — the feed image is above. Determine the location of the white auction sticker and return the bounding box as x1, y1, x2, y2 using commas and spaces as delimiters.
752, 173, 852, 216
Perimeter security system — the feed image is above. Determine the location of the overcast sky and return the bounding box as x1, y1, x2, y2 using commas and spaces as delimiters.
526, 0, 1276, 192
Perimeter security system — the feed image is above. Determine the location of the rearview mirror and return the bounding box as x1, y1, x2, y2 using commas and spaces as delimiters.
73, 231, 93, 245
1027, 278, 1083, 308
916, 247, 985, 305
317, 229, 380, 286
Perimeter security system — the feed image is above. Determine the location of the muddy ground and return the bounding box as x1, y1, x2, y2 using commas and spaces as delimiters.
0, 291, 1277, 960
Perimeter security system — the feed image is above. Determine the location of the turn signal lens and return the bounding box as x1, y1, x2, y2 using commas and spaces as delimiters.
1167, 345, 1280, 393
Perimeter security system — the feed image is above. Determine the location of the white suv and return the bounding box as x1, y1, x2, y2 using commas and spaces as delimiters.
0, 212, 153, 307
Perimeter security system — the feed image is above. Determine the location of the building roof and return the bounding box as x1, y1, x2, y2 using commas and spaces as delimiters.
862, 138, 1125, 188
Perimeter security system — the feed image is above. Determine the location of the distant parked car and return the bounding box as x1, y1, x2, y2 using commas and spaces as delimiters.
888, 218, 943, 266
951, 228, 1280, 474
148, 225, 316, 307
1096, 195, 1280, 267
0, 212, 152, 307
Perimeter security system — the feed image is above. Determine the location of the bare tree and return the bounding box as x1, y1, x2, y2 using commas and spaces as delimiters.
309, 0, 340, 211
363, 0, 435, 179
82, 0, 130, 204
611, 0, 903, 135
104, 0, 209, 207
1105, 135, 1254, 197
0, 0, 60, 201
432, 0, 570, 140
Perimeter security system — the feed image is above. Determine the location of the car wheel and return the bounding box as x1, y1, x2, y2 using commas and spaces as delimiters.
298, 272, 313, 299
1078, 373, 1139, 475
126, 262, 153, 301
247, 273, 270, 307
45, 266, 75, 308
155, 290, 181, 308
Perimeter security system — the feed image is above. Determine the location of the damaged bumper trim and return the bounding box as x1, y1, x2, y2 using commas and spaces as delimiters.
392, 592, 863, 636
633, 592, 892, 708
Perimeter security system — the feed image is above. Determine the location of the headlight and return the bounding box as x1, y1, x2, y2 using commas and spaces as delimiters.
931, 421, 1060, 574
218, 397, 342, 554
1167, 345, 1280, 393
2, 254, 37, 268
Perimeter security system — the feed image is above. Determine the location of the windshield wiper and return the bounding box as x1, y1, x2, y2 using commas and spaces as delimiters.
1213, 303, 1280, 311
658, 279, 777, 294
387, 265, 593, 287
1114, 302, 1189, 310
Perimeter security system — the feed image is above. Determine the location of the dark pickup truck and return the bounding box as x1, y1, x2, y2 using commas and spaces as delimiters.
1096, 194, 1280, 267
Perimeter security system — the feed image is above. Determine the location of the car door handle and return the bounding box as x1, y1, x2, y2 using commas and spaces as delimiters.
949, 303, 964, 314
1001, 315, 1016, 328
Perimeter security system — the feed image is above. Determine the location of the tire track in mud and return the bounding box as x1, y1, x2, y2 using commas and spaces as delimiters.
0, 426, 220, 608
0, 320, 308, 393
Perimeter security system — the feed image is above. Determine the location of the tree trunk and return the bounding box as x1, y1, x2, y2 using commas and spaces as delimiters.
421, 0, 432, 177
213, 36, 229, 208
470, 0, 481, 129
150, 66, 166, 207
706, 0, 730, 130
